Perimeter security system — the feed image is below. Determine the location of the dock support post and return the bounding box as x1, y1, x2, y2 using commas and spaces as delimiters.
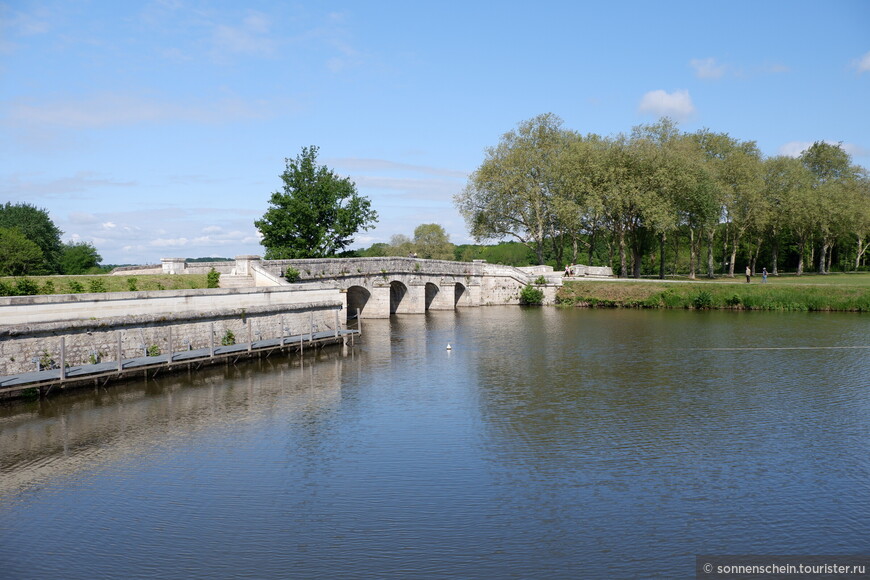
334, 309, 339, 338
168, 327, 173, 366
117, 333, 123, 371
59, 338, 66, 381
210, 323, 215, 358
247, 320, 252, 352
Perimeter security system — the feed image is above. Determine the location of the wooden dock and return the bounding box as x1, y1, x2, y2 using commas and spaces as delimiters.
0, 329, 360, 398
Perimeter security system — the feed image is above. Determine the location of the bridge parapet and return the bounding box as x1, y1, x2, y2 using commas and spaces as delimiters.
260, 256, 485, 281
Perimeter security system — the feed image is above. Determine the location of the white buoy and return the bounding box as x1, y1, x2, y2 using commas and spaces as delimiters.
446, 343, 452, 350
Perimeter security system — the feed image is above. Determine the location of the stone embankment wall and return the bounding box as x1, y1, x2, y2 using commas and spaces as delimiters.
0, 286, 345, 377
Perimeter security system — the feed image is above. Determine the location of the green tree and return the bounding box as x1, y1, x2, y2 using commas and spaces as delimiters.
800, 142, 856, 273
59, 241, 102, 274
0, 202, 64, 273
0, 227, 45, 276
387, 234, 414, 256
255, 146, 378, 259
456, 113, 572, 264
413, 223, 454, 260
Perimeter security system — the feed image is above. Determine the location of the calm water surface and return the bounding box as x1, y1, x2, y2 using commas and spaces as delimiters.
1, 308, 868, 578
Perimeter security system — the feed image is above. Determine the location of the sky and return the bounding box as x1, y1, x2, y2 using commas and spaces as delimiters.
1, 0, 869, 265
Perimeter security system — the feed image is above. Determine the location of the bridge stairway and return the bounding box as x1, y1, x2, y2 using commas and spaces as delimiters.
219, 274, 255, 289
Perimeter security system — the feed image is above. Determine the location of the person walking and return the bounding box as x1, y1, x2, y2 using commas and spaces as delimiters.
745, 265, 751, 283
762, 267, 768, 283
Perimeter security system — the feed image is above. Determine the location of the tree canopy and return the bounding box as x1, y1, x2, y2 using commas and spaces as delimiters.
456, 115, 870, 276
0, 202, 64, 274
255, 146, 378, 259
413, 223, 454, 260
59, 241, 103, 274
0, 227, 45, 276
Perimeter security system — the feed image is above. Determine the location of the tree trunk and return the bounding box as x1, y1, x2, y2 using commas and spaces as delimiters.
534, 240, 545, 266
818, 240, 829, 274
618, 228, 627, 278
658, 232, 666, 279
751, 236, 762, 275
728, 247, 737, 278
688, 229, 697, 279
771, 236, 779, 276
856, 236, 867, 270
796, 240, 805, 276
825, 243, 833, 273
631, 232, 642, 279
706, 229, 715, 278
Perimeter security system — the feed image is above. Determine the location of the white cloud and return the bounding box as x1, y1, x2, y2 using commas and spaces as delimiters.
4, 93, 293, 129
68, 212, 100, 224
213, 11, 276, 57
778, 140, 869, 160
778, 141, 812, 157
102, 221, 117, 229
202, 225, 224, 234
638, 89, 696, 121
151, 237, 190, 248
0, 171, 135, 198
690, 57, 726, 79
855, 51, 870, 74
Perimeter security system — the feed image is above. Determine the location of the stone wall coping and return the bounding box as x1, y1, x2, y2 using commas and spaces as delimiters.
0, 299, 344, 338
0, 284, 333, 308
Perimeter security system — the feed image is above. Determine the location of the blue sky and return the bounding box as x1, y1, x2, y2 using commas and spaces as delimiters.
2, 0, 868, 265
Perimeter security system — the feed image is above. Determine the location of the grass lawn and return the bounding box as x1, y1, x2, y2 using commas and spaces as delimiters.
1, 274, 210, 295
558, 272, 870, 311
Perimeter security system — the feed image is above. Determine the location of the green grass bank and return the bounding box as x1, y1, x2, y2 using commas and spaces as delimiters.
557, 274, 870, 312
0, 274, 209, 296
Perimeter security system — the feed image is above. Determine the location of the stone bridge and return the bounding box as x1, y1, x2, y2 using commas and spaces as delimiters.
154, 256, 613, 319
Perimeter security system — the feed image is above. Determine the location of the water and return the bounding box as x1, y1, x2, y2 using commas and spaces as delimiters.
1, 308, 868, 578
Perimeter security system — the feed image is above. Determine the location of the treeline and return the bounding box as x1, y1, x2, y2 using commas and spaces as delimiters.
455, 114, 870, 277
355, 224, 537, 266
0, 202, 104, 276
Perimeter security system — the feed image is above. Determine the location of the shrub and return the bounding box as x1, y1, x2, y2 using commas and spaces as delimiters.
14, 278, 40, 296
534, 275, 548, 285
221, 329, 236, 346
67, 280, 84, 293
207, 267, 220, 288
285, 267, 300, 283
146, 344, 160, 357
41, 280, 55, 295
692, 290, 713, 309
725, 294, 742, 307
0, 281, 13, 296
519, 284, 544, 305
127, 277, 138, 292
89, 278, 107, 293
39, 350, 55, 369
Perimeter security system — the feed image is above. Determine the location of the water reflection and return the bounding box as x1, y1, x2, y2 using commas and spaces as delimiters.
0, 308, 867, 578
0, 349, 353, 496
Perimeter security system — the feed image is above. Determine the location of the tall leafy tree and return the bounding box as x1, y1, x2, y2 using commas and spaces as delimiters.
0, 227, 45, 276
800, 142, 855, 273
0, 202, 64, 273
255, 146, 378, 259
413, 223, 454, 260
59, 241, 103, 274
456, 113, 571, 264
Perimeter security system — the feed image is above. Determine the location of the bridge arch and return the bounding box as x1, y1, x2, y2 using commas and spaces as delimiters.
454, 282, 468, 306
389, 281, 407, 315
346, 285, 370, 319
425, 282, 439, 310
